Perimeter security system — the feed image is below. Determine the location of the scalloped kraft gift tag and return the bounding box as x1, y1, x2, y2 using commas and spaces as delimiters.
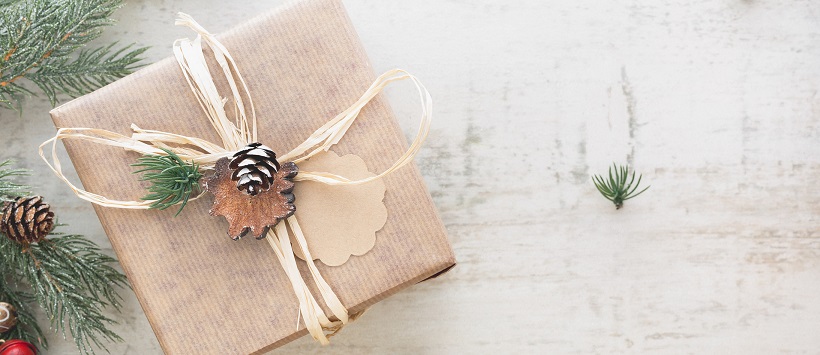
291, 151, 387, 266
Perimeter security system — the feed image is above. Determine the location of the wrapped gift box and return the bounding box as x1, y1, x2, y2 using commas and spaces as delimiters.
48, 0, 455, 353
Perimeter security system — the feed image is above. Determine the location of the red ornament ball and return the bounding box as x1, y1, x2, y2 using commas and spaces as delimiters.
0, 339, 36, 355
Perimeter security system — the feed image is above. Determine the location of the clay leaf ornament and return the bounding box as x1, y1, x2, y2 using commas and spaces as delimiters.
204, 146, 298, 240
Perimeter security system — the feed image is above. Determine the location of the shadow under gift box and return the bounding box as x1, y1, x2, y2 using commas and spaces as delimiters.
48, 0, 456, 353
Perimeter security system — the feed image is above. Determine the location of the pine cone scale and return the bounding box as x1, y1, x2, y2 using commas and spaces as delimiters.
35, 205, 51, 223
11, 204, 26, 239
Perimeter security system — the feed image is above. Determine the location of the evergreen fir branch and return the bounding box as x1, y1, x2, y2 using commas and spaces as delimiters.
28, 42, 148, 106
0, 0, 147, 110
0, 159, 43, 347
0, 159, 30, 200
0, 227, 129, 354
592, 163, 650, 209
0, 280, 46, 349
133, 149, 203, 216
0, 160, 128, 353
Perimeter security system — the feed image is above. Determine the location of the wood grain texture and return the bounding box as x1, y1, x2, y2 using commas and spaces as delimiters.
0, 0, 818, 353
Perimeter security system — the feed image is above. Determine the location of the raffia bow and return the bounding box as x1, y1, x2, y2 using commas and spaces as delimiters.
39, 13, 431, 344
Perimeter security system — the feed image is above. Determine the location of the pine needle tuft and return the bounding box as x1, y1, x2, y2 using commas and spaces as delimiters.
132, 149, 202, 216
0, 159, 30, 200
592, 163, 650, 209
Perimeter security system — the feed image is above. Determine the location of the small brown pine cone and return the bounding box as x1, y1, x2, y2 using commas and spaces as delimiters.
0, 302, 17, 333
229, 142, 281, 196
0, 196, 55, 245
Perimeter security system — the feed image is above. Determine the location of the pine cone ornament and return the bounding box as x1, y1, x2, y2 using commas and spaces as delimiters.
0, 302, 17, 333
229, 142, 281, 196
0, 196, 54, 245
0, 339, 37, 355
205, 156, 298, 240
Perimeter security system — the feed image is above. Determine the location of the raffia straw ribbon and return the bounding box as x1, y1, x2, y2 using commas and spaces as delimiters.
38, 13, 432, 345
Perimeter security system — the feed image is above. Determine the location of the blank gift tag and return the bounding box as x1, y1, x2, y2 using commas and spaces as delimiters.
291, 151, 387, 266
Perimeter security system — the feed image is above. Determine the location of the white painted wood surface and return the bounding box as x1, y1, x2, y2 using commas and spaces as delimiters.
1, 0, 819, 353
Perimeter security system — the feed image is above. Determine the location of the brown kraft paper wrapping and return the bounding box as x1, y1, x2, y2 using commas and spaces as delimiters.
47, 0, 456, 353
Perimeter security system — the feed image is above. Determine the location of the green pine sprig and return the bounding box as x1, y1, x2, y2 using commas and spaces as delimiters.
0, 0, 148, 111
0, 275, 45, 349
0, 159, 129, 354
0, 160, 41, 345
0, 159, 30, 200
132, 149, 203, 216
592, 163, 650, 209
27, 41, 147, 106
0, 229, 129, 354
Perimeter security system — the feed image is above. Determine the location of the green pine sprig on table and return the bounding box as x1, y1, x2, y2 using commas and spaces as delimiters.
0, 229, 129, 354
592, 163, 650, 209
0, 160, 129, 354
0, 161, 42, 345
132, 148, 203, 216
0, 282, 44, 349
0, 160, 29, 200
0, 0, 147, 111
